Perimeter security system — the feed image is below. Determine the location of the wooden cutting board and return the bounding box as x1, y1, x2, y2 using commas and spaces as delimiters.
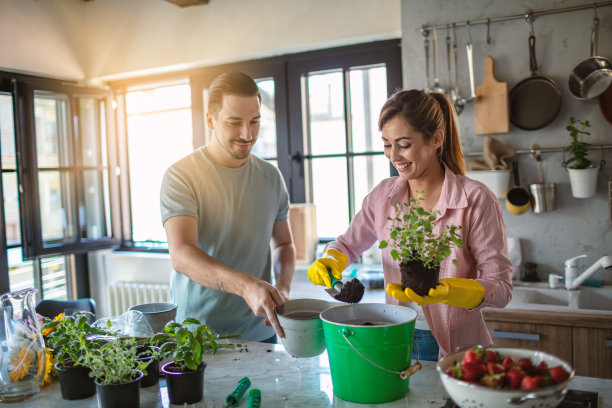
474, 55, 509, 134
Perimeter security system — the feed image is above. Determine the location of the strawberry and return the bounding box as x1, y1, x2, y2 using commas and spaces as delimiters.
549, 366, 570, 384
462, 346, 485, 366
447, 361, 463, 380
482, 373, 505, 389
520, 375, 542, 390
502, 356, 516, 369
506, 368, 524, 389
518, 357, 536, 375
535, 361, 549, 375
486, 349, 500, 363
486, 362, 505, 375
461, 362, 486, 382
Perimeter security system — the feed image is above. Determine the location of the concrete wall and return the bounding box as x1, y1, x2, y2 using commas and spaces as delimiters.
401, 0, 612, 281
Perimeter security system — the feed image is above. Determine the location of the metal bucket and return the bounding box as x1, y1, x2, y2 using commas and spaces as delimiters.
529, 183, 555, 213
320, 304, 418, 404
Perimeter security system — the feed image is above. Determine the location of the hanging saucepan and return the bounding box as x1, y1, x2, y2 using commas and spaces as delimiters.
509, 16, 562, 131
506, 160, 531, 215
568, 14, 612, 100
599, 83, 612, 125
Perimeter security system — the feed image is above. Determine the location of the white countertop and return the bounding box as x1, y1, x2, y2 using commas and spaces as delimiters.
10, 340, 612, 407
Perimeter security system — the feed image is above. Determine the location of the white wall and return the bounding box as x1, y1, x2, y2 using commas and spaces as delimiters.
1, 0, 401, 82
401, 0, 612, 281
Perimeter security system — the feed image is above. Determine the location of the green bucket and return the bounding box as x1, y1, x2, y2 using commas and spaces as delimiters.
320, 303, 418, 404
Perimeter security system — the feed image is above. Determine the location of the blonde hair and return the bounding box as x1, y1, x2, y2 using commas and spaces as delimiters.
378, 89, 465, 175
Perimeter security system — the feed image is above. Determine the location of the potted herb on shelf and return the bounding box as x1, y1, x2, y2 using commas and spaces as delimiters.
379, 192, 464, 296
78, 337, 155, 408
151, 318, 241, 405
42, 312, 110, 400
565, 116, 599, 198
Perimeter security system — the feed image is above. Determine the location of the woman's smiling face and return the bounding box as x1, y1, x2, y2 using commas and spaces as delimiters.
381, 115, 443, 181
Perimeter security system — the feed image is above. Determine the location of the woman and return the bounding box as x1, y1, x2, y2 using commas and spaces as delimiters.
308, 90, 512, 359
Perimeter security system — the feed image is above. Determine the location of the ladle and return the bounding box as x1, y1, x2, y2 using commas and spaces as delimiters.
431, 27, 445, 94
459, 21, 478, 105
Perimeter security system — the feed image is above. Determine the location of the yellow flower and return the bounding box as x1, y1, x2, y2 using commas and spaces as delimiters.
35, 349, 44, 380
40, 349, 56, 387
8, 347, 33, 382
42, 313, 65, 337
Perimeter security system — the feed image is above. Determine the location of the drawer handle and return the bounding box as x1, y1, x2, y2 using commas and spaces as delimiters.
606, 339, 612, 348
493, 330, 540, 342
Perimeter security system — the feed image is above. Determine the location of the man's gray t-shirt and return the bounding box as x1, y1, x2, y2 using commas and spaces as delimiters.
160, 147, 290, 341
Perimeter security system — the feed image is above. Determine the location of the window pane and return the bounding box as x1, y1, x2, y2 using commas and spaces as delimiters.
34, 92, 73, 168
8, 247, 34, 293
307, 71, 346, 156
38, 171, 76, 243
126, 83, 193, 243
353, 155, 390, 214
252, 78, 277, 159
80, 170, 109, 239
350, 66, 388, 153
41, 256, 68, 300
1, 93, 16, 170
3, 173, 21, 246
311, 157, 348, 238
78, 98, 107, 167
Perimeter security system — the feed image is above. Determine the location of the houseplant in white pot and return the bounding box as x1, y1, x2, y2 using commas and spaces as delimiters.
565, 117, 599, 198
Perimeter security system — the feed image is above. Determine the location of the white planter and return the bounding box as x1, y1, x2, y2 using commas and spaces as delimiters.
568, 167, 599, 198
466, 170, 510, 198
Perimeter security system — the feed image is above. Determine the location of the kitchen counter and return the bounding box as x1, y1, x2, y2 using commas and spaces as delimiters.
8, 340, 612, 407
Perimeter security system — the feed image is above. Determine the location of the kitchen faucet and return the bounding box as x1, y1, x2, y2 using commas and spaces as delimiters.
564, 254, 612, 290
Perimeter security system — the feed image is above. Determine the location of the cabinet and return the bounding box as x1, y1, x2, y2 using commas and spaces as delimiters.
484, 309, 612, 379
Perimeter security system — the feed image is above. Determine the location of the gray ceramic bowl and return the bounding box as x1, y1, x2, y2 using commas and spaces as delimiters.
276, 298, 332, 358
129, 302, 178, 333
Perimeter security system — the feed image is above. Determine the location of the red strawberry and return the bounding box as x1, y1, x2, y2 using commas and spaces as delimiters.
549, 366, 570, 384
447, 361, 463, 380
462, 346, 485, 365
487, 362, 505, 375
520, 375, 542, 390
502, 356, 516, 369
482, 373, 505, 388
486, 349, 500, 363
462, 362, 486, 382
535, 361, 549, 375
518, 358, 536, 375
506, 368, 524, 389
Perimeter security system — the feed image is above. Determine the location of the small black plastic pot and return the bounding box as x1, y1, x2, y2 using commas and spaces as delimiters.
55, 362, 96, 400
161, 361, 206, 405
95, 371, 143, 408
136, 345, 160, 388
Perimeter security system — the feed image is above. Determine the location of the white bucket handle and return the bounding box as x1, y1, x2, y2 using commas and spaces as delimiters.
340, 329, 422, 380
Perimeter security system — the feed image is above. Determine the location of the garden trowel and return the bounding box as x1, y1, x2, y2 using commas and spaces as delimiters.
324, 268, 365, 304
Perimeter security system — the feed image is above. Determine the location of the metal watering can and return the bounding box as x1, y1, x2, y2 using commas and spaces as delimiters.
0, 288, 46, 402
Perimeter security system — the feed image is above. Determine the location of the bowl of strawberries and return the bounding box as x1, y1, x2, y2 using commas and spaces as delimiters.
437, 346, 574, 408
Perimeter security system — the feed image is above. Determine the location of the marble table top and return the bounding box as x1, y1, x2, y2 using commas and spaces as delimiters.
6, 340, 612, 407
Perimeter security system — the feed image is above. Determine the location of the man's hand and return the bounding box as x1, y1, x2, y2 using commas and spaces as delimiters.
242, 278, 286, 338
386, 278, 485, 309
307, 249, 348, 288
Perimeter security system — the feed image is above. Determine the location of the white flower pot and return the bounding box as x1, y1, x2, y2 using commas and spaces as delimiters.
568, 167, 599, 198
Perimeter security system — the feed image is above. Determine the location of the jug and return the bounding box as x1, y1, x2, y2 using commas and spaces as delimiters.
0, 288, 46, 402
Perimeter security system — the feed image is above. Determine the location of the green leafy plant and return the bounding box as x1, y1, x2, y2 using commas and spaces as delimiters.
42, 312, 111, 366
565, 116, 592, 169
150, 318, 241, 372
77, 337, 155, 385
379, 192, 464, 269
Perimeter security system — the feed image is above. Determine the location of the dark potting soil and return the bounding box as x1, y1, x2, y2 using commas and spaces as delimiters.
334, 278, 365, 303
400, 260, 440, 297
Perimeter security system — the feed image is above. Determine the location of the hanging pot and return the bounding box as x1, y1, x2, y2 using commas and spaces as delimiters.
599, 83, 612, 125
568, 167, 599, 198
506, 161, 531, 215
510, 18, 562, 130
568, 15, 612, 100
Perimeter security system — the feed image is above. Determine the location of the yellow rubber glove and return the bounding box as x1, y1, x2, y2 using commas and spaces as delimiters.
386, 278, 485, 309
307, 248, 348, 288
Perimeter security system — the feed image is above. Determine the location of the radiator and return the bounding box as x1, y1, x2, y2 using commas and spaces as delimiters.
108, 281, 170, 316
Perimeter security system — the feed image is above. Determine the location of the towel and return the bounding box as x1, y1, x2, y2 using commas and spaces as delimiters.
467, 136, 516, 170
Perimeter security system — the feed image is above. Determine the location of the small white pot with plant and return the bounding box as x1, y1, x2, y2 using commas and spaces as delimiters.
564, 117, 600, 198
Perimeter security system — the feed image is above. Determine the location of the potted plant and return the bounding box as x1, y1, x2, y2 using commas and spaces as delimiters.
565, 116, 599, 198
41, 312, 110, 400
379, 192, 464, 296
151, 318, 241, 405
78, 336, 155, 408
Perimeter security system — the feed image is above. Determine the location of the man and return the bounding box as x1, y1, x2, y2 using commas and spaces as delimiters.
160, 71, 295, 342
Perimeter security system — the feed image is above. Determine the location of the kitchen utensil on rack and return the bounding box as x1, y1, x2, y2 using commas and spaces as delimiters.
431, 27, 445, 94
422, 28, 431, 92
509, 13, 562, 130
450, 24, 464, 114
529, 145, 555, 213
568, 9, 612, 100
457, 22, 478, 106
506, 160, 531, 215
225, 377, 251, 408
475, 55, 509, 134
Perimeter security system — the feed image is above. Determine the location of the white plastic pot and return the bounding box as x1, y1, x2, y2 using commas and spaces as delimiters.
466, 170, 510, 198
276, 298, 332, 358
568, 167, 599, 198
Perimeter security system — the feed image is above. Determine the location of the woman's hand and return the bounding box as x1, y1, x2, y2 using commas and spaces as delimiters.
386, 278, 485, 309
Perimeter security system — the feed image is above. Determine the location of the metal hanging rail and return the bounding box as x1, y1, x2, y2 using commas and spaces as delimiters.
464, 144, 612, 158
418, 1, 612, 33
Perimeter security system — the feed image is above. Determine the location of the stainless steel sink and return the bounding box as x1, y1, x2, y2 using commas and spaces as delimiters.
505, 284, 611, 314
577, 287, 612, 311
522, 289, 572, 307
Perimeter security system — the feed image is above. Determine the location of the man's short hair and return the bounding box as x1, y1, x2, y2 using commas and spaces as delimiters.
207, 71, 261, 116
